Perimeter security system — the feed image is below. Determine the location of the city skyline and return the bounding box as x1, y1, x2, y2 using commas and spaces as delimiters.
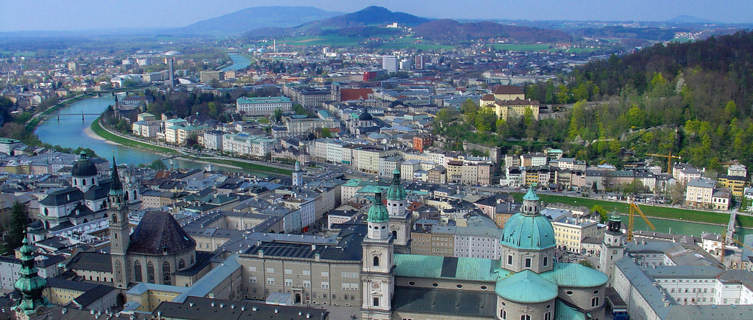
2, 0, 753, 32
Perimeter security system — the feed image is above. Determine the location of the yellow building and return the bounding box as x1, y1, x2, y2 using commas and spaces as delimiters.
551, 217, 599, 253
479, 85, 540, 121
718, 174, 746, 197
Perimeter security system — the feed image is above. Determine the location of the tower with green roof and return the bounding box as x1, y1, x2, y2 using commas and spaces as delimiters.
386, 169, 411, 248
361, 192, 394, 320
13, 237, 47, 316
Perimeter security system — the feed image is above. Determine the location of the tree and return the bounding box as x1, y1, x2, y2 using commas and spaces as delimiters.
186, 134, 199, 148
320, 127, 333, 138
3, 202, 29, 254
273, 108, 283, 123
669, 182, 686, 205
149, 160, 167, 170
208, 102, 219, 119
591, 205, 608, 223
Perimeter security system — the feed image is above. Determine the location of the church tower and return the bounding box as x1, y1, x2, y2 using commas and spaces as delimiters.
599, 215, 625, 283
13, 237, 47, 317
386, 169, 410, 249
361, 193, 394, 320
108, 157, 130, 289
292, 161, 303, 187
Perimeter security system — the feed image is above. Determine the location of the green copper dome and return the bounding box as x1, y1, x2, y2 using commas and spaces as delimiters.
386, 169, 406, 201
500, 212, 555, 250
495, 270, 558, 303
368, 193, 389, 223
522, 185, 539, 201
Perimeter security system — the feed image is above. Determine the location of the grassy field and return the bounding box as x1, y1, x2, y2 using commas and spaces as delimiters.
490, 43, 552, 51
512, 192, 753, 228
280, 35, 362, 47
378, 37, 454, 50
91, 119, 291, 176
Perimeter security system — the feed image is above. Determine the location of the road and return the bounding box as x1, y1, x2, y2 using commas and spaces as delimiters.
96, 119, 294, 172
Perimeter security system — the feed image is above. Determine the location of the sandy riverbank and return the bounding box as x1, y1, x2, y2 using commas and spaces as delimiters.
83, 126, 120, 146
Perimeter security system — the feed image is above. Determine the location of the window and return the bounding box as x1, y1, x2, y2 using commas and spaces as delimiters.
373, 297, 379, 307
592, 297, 599, 307
285, 269, 292, 275
266, 267, 275, 273
321, 282, 329, 289
134, 261, 142, 282
543, 256, 548, 266
507, 255, 513, 265
162, 261, 171, 284
302, 270, 310, 276
321, 272, 329, 277
500, 310, 506, 319
147, 261, 155, 283
373, 256, 380, 267
178, 259, 185, 270
525, 258, 531, 268
545, 312, 551, 320
520, 315, 530, 320
267, 278, 275, 285
285, 279, 293, 287
409, 281, 415, 285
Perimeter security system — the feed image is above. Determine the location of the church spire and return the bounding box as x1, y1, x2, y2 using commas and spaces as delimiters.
109, 156, 123, 196
13, 236, 47, 315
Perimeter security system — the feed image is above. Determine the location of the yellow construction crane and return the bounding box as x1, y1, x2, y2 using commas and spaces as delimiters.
720, 231, 753, 269
647, 152, 681, 174
627, 197, 656, 242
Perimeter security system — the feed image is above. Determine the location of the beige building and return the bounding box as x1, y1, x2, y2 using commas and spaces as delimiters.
550, 215, 599, 253
685, 178, 715, 208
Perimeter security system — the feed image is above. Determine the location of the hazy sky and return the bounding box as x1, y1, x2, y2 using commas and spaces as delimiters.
1, 0, 752, 31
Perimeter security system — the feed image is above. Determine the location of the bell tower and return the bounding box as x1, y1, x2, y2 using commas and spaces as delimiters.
386, 169, 410, 248
599, 215, 625, 283
108, 157, 130, 289
361, 193, 394, 320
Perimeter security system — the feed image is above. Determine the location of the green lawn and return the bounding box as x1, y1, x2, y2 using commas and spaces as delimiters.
490, 43, 552, 51
280, 35, 362, 47
91, 119, 291, 176
512, 193, 753, 228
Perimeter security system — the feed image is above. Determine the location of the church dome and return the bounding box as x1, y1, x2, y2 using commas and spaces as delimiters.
495, 270, 558, 303
367, 193, 389, 223
500, 188, 555, 250
500, 213, 555, 250
72, 152, 97, 177
358, 111, 373, 121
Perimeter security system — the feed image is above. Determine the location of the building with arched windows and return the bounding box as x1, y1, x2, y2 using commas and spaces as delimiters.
107, 158, 197, 289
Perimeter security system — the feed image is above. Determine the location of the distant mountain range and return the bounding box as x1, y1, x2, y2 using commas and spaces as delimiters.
180, 6, 341, 35
239, 6, 568, 43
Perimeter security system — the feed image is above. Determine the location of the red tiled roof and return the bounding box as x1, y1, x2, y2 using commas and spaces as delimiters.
492, 85, 524, 95
340, 88, 373, 101
481, 94, 495, 101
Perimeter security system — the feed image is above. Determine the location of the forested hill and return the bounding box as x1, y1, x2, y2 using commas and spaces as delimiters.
502, 31, 753, 173
573, 31, 753, 105
520, 31, 753, 172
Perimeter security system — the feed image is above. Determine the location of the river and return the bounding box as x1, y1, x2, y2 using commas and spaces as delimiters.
221, 53, 251, 71
35, 95, 205, 169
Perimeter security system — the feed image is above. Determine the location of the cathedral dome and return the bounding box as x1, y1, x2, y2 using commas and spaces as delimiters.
72, 152, 97, 177
358, 111, 373, 121
495, 270, 558, 303
499, 188, 555, 250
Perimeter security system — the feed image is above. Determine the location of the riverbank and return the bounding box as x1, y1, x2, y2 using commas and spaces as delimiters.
91, 118, 292, 176
513, 192, 753, 229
